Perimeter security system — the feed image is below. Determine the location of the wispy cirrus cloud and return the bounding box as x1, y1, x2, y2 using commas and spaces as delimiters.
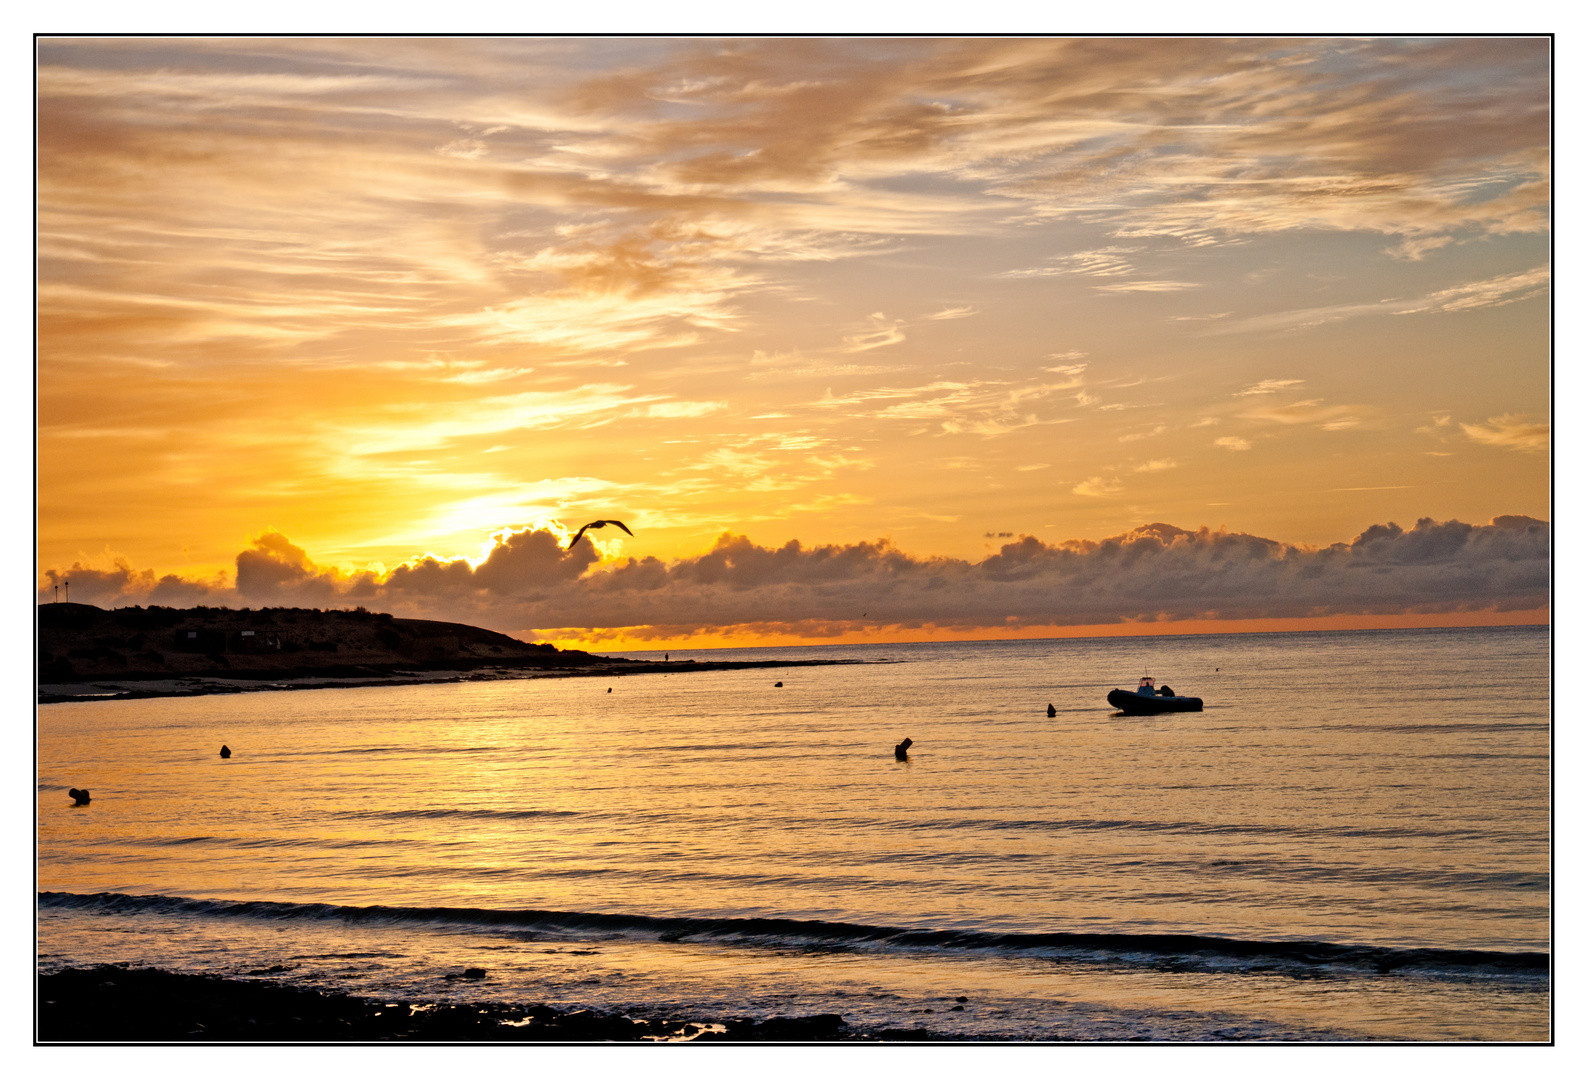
811, 372, 1087, 437
840, 312, 907, 352
1236, 379, 1304, 396
39, 37, 1549, 370
1461, 414, 1549, 452
1396, 265, 1550, 314
1072, 475, 1122, 497
1214, 265, 1549, 335
1241, 398, 1363, 430
1092, 280, 1202, 294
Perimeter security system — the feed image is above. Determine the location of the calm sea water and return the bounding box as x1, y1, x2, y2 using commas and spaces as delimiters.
37, 626, 1550, 1041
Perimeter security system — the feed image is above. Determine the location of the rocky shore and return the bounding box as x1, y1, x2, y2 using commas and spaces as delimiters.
37, 966, 939, 1043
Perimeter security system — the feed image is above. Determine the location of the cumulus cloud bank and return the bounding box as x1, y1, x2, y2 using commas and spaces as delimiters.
41, 517, 1549, 642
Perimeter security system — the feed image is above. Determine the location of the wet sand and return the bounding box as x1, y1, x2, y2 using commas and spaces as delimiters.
37, 966, 938, 1043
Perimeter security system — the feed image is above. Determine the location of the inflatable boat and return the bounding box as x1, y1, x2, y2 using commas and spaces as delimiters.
1107, 676, 1204, 714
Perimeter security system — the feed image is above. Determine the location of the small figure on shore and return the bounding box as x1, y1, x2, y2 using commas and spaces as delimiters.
774, 681, 783, 687
1046, 703, 1056, 717
894, 737, 913, 761
607, 688, 612, 693
664, 653, 669, 662
68, 788, 90, 806
219, 744, 231, 759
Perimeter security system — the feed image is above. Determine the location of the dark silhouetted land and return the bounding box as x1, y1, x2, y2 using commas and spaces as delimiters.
37, 965, 938, 1042
37, 603, 857, 704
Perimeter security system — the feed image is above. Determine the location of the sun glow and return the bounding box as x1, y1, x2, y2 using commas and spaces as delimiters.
37, 37, 1549, 644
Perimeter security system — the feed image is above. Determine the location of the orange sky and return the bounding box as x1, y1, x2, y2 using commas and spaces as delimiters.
36, 37, 1550, 648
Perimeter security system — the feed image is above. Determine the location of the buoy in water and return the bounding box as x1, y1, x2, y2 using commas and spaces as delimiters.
774, 681, 783, 687
219, 744, 231, 759
894, 737, 913, 760
1046, 703, 1056, 717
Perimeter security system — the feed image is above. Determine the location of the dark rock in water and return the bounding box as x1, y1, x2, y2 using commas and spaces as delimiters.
868, 1026, 934, 1041
68, 788, 90, 806
219, 744, 231, 759
445, 967, 488, 980
774, 681, 783, 687
955, 996, 969, 1002
894, 737, 913, 760
1046, 703, 1056, 717
36, 965, 900, 1042
694, 1013, 849, 1042
607, 687, 612, 693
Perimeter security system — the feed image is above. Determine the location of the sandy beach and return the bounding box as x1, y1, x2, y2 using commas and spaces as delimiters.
37, 657, 861, 705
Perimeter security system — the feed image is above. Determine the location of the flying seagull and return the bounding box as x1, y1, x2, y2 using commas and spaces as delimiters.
567, 519, 634, 551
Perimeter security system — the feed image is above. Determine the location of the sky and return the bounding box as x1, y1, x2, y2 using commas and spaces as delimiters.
35, 36, 1551, 649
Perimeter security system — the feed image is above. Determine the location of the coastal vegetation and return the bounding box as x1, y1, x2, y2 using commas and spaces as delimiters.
38, 602, 587, 684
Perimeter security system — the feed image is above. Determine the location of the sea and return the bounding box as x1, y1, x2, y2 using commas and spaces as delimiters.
36, 626, 1551, 1042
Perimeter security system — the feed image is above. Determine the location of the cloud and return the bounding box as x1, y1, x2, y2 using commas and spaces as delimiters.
40, 556, 163, 607
841, 312, 907, 352
1072, 476, 1122, 497
452, 284, 740, 354
1240, 399, 1362, 430
1385, 235, 1454, 261
1215, 436, 1252, 451
635, 401, 727, 419
1236, 379, 1304, 396
37, 37, 1548, 376
42, 516, 1548, 638
807, 373, 1082, 437
1002, 246, 1139, 279
234, 531, 357, 603
1092, 280, 1201, 294
1461, 414, 1549, 452
33, 38, 1549, 618
331, 384, 675, 458
1396, 266, 1550, 315
1218, 265, 1549, 335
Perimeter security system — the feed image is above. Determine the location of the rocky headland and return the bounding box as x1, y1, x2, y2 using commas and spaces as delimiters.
37, 603, 856, 704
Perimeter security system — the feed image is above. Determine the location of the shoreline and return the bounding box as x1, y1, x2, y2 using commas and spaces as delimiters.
37, 965, 939, 1043
37, 657, 869, 705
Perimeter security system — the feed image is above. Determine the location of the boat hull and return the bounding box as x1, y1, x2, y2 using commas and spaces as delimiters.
1107, 689, 1204, 714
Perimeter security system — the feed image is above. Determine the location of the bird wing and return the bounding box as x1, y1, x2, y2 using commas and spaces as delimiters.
607, 520, 634, 536
566, 523, 593, 551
